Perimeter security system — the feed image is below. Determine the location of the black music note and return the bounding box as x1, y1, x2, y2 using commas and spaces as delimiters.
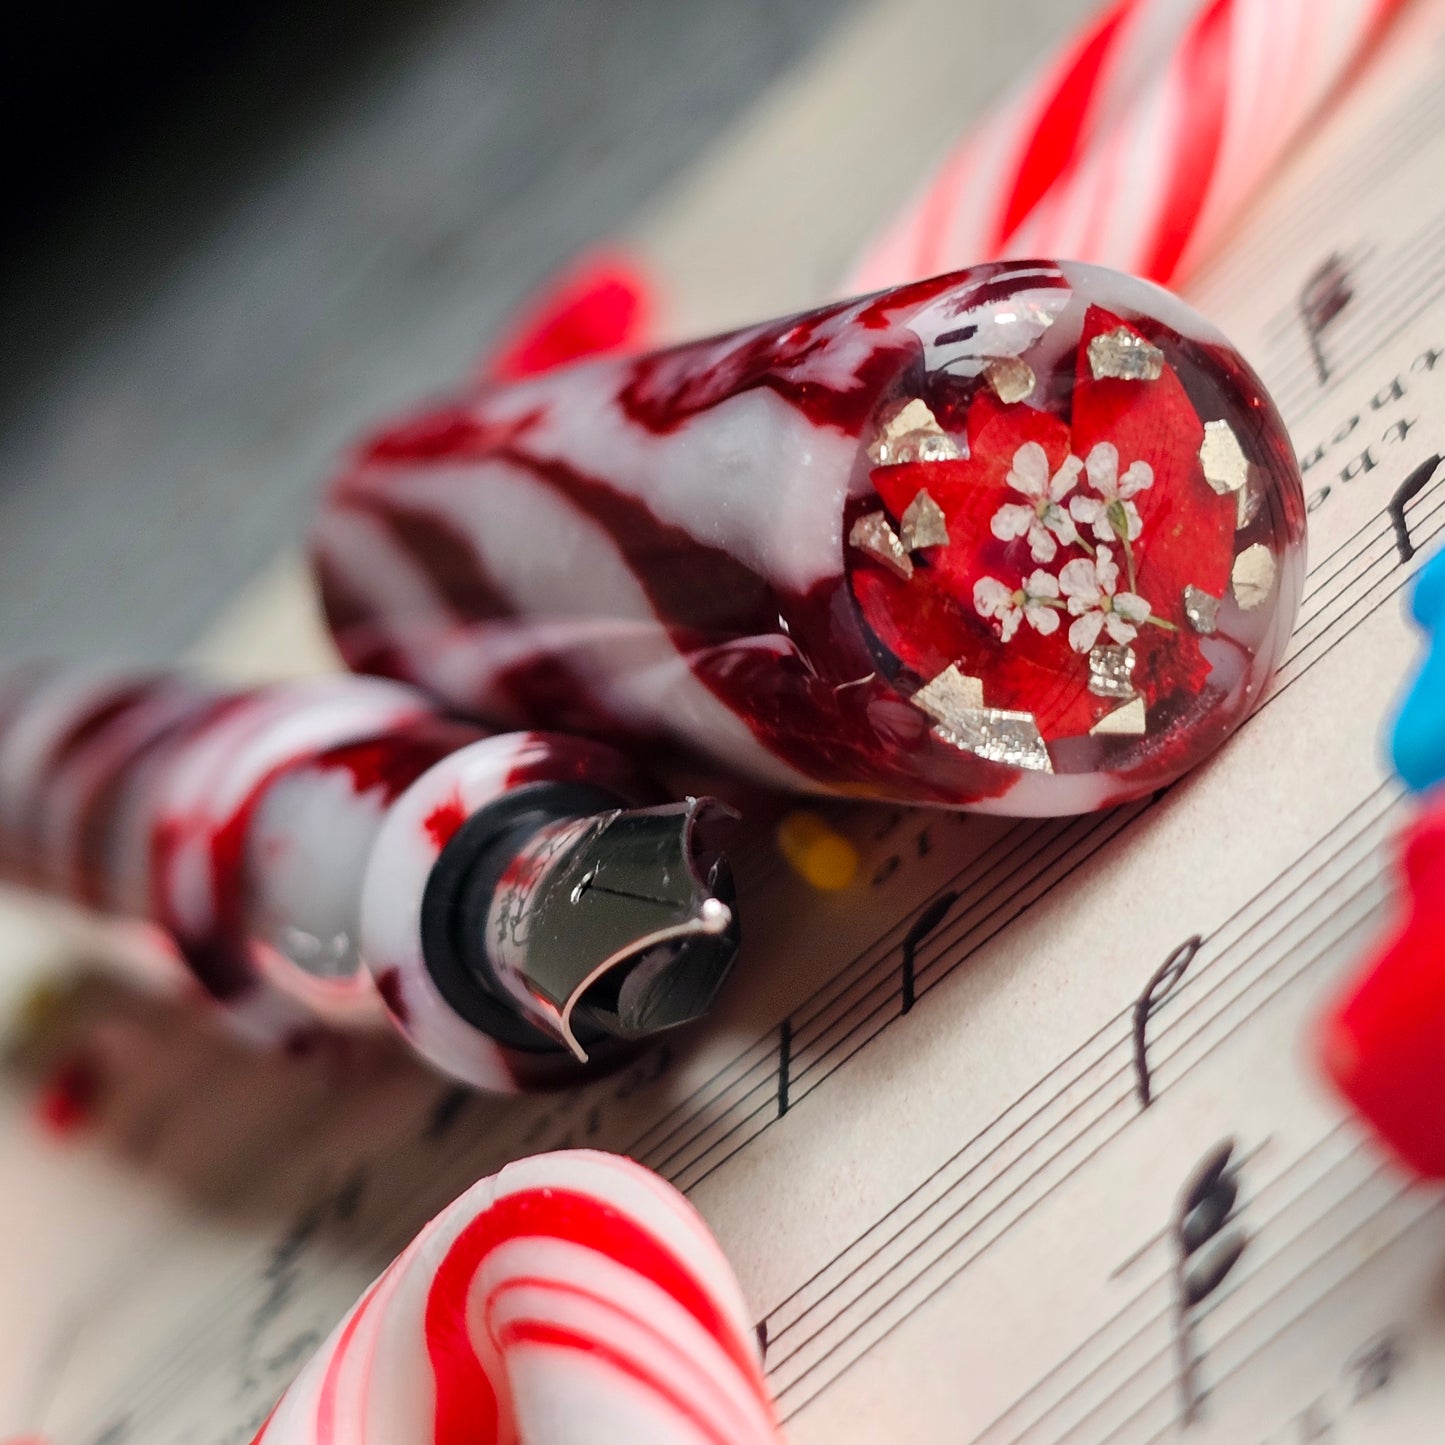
1386, 455, 1441, 564
1346, 1330, 1403, 1401
1132, 935, 1202, 1108
1172, 1138, 1249, 1425
899, 890, 961, 1016
776, 1018, 793, 1118
756, 1318, 770, 1360
871, 854, 901, 887
869, 808, 908, 843
1298, 253, 1356, 385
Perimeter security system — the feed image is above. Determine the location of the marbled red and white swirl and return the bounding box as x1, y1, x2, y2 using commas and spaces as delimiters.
254, 1150, 781, 1445
316, 260, 1305, 814
0, 669, 651, 1086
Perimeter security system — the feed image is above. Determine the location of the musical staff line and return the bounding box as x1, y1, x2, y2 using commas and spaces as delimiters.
764, 784, 1400, 1417
629, 807, 1150, 1192
1197, 63, 1445, 309
969, 1126, 1357, 1443
1263, 477, 1445, 705
1056, 1153, 1415, 1442
1265, 207, 1445, 421
1141, 1201, 1442, 1445
767, 777, 1392, 1334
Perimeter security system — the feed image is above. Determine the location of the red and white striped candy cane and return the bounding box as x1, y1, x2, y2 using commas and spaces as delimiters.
846, 0, 1406, 294
253, 1149, 781, 1445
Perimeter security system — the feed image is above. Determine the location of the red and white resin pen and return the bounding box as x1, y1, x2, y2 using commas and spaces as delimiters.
318, 260, 1306, 815
0, 668, 737, 1088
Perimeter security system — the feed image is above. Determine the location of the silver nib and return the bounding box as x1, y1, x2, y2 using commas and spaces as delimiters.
486, 799, 739, 1061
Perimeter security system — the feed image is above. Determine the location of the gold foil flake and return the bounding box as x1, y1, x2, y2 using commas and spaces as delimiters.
900, 489, 950, 550
881, 398, 935, 436
867, 398, 963, 466
910, 664, 984, 724
1183, 585, 1220, 634
1231, 544, 1276, 610
910, 665, 1052, 773
1089, 696, 1148, 736
1087, 327, 1165, 382
850, 512, 914, 578
984, 356, 1037, 404
1087, 643, 1137, 699
1199, 420, 1249, 495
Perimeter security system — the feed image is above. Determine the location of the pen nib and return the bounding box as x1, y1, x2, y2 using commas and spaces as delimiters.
488, 798, 740, 1061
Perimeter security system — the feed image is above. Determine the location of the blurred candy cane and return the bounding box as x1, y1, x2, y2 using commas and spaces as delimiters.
847, 0, 1406, 294
253, 1150, 781, 1445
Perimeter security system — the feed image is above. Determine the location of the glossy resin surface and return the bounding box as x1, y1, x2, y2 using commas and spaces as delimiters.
318, 261, 1305, 813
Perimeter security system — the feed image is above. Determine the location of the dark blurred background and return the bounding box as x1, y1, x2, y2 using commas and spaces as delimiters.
0, 0, 854, 664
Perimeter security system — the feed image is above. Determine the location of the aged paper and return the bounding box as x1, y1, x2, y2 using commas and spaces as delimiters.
6, 3, 1445, 1442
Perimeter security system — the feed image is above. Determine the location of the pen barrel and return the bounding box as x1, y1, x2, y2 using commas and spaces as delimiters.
315, 258, 1305, 815
0, 662, 733, 1088
0, 668, 467, 1040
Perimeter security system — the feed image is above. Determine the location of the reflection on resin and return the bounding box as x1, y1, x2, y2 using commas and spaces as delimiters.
319, 260, 1306, 815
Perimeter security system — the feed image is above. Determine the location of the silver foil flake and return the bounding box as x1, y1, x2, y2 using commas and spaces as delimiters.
900, 489, 951, 550
1087, 643, 1137, 699
911, 431, 964, 462
1087, 327, 1164, 382
1199, 420, 1249, 495
849, 512, 914, 579
867, 398, 963, 466
934, 712, 1054, 773
910, 664, 1052, 773
1231, 544, 1276, 610
1183, 585, 1220, 634
984, 356, 1037, 404
910, 664, 984, 724
1089, 695, 1148, 736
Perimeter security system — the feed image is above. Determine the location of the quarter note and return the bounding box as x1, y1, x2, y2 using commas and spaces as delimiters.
1346, 1330, 1402, 1400
1173, 1138, 1249, 1424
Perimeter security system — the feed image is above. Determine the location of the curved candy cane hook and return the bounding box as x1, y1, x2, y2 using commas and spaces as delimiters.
254, 1150, 783, 1445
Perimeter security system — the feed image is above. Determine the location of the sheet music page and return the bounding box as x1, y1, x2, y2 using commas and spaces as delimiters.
5, 3, 1445, 1441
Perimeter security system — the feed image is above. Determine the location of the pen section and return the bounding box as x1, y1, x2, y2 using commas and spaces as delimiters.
317, 259, 1306, 814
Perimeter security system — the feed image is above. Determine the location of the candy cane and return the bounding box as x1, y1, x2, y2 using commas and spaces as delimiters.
253, 1150, 781, 1445
846, 0, 1406, 294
